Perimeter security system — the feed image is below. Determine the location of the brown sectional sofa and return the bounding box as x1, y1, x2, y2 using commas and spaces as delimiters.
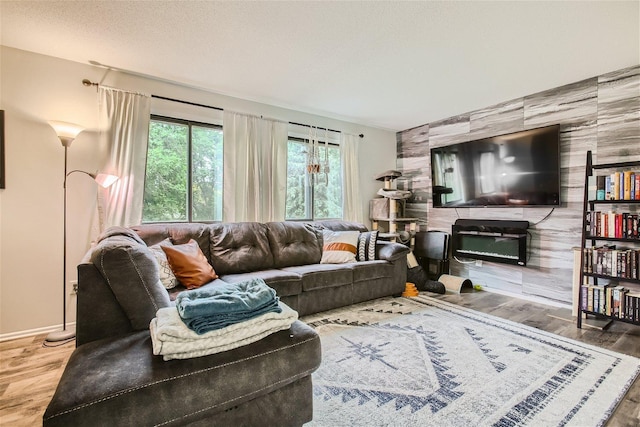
44, 220, 409, 426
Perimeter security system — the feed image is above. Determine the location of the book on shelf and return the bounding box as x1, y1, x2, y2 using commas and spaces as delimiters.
581, 284, 640, 322
613, 172, 620, 200
612, 286, 624, 317
583, 246, 639, 279
624, 291, 640, 321
586, 211, 640, 240
596, 171, 640, 200
596, 175, 606, 200
624, 171, 633, 200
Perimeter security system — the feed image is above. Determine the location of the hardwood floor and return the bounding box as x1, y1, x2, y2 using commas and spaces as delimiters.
0, 290, 638, 426
0, 335, 74, 426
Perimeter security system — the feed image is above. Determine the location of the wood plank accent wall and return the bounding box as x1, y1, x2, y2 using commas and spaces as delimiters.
396, 65, 639, 304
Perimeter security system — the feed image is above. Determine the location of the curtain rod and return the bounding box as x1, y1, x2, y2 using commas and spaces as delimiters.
83, 79, 223, 111
151, 94, 224, 112
82, 79, 364, 138
289, 121, 364, 138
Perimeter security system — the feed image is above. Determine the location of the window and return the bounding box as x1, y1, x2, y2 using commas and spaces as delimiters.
285, 138, 342, 220
143, 116, 223, 222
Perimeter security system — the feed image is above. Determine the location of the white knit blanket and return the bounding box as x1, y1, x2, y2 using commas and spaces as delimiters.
149, 302, 298, 361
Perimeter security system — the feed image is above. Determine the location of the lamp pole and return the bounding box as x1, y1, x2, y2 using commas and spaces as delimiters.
46, 137, 75, 342
63, 143, 69, 334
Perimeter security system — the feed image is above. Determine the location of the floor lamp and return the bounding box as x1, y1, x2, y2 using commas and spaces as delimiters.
46, 121, 118, 343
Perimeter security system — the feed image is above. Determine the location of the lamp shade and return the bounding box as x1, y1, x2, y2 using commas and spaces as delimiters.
94, 173, 119, 188
49, 121, 84, 146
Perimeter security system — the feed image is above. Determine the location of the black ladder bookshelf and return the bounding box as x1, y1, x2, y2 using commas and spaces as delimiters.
577, 151, 640, 329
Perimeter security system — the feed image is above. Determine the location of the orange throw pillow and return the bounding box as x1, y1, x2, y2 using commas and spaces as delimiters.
161, 239, 217, 289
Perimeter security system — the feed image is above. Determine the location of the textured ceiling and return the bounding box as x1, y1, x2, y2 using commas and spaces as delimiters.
1, 1, 638, 131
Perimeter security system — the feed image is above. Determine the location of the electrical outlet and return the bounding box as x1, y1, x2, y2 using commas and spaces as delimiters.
71, 280, 78, 294
475, 259, 482, 267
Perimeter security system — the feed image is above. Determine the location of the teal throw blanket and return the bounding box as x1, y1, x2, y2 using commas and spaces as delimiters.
175, 278, 281, 334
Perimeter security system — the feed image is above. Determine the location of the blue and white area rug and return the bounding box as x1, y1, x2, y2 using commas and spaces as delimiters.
302, 296, 640, 427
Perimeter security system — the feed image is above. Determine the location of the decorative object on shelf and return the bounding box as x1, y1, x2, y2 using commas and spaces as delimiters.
46, 121, 119, 343
305, 126, 330, 186
578, 150, 640, 329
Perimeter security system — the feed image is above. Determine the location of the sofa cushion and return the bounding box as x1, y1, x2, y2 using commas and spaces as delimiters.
43, 323, 321, 427
266, 222, 322, 268
209, 222, 274, 275
90, 227, 171, 331
350, 259, 395, 282
132, 223, 212, 261
283, 263, 353, 292
162, 239, 218, 289
312, 220, 368, 232
220, 269, 302, 297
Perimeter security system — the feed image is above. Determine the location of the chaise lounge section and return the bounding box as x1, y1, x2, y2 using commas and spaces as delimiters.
44, 220, 409, 426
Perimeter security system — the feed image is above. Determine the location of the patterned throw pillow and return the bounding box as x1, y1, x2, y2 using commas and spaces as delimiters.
357, 230, 378, 261
320, 230, 359, 264
149, 238, 179, 290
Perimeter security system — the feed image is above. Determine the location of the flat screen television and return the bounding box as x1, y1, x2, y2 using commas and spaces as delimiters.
430, 124, 560, 207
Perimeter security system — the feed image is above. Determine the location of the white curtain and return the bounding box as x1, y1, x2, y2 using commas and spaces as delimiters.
98, 87, 151, 228
341, 133, 365, 223
223, 111, 288, 222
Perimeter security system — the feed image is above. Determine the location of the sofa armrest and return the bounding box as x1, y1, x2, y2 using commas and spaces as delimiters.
77, 263, 134, 346
376, 241, 410, 262
90, 230, 171, 331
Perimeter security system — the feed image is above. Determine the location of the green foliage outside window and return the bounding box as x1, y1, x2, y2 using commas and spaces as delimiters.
191, 126, 223, 221
142, 118, 223, 222
286, 140, 342, 220
286, 142, 308, 219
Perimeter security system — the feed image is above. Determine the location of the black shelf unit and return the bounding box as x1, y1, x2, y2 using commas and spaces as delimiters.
585, 236, 640, 243
577, 151, 640, 328
582, 272, 640, 285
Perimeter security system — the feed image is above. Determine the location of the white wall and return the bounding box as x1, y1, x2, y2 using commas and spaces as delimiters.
0, 46, 397, 337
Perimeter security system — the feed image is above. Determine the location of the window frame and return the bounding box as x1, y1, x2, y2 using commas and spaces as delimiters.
143, 114, 223, 223
286, 136, 342, 221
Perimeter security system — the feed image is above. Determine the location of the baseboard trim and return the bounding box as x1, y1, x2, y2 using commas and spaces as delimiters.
0, 322, 77, 342
482, 287, 571, 309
